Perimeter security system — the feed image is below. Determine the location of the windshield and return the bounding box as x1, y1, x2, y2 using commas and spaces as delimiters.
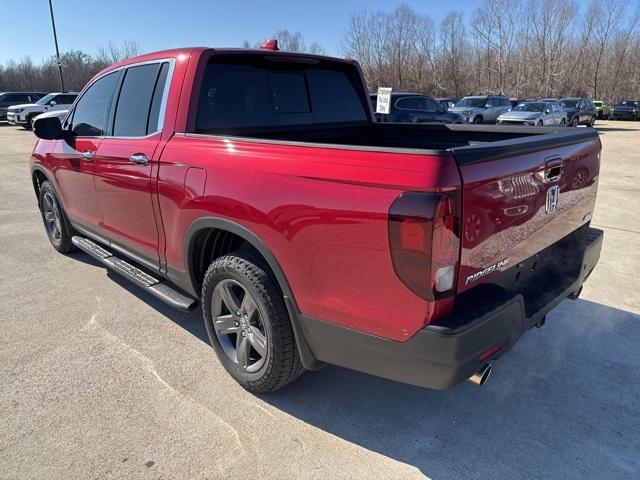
513, 102, 546, 112
36, 94, 56, 105
455, 97, 485, 108
616, 101, 639, 107
560, 99, 579, 108
593, 101, 603, 107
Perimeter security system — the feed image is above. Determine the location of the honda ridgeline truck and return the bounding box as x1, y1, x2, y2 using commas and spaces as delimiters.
30, 43, 603, 393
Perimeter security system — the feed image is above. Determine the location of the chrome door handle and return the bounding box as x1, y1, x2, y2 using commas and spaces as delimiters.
80, 150, 93, 161
129, 153, 149, 165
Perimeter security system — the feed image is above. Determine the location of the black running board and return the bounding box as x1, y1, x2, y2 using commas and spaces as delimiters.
71, 236, 197, 311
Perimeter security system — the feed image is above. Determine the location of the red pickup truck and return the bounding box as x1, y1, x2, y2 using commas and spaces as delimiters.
30, 43, 603, 393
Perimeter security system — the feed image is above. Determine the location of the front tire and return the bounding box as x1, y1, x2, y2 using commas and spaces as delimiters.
202, 253, 304, 393
473, 116, 483, 124
24, 113, 36, 130
559, 118, 566, 127
571, 116, 579, 127
38, 180, 76, 253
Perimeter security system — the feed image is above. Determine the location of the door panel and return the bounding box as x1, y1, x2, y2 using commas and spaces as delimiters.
51, 137, 103, 229
94, 137, 161, 268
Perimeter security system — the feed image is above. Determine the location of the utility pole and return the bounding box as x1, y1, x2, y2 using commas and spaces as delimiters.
48, 0, 65, 91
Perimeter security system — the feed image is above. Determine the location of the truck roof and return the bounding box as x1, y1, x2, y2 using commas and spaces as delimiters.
97, 47, 355, 79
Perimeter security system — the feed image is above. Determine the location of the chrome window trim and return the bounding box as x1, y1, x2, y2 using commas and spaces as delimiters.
67, 57, 176, 139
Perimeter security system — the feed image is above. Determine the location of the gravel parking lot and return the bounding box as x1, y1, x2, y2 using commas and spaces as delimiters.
1, 121, 639, 480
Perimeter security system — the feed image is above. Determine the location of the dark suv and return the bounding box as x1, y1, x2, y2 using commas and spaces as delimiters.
0, 92, 45, 121
609, 100, 640, 121
371, 93, 464, 124
555, 97, 598, 127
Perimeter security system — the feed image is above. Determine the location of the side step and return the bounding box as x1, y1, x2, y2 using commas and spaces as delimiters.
71, 236, 197, 312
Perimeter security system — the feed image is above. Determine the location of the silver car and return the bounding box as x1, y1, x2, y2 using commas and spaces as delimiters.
448, 95, 511, 124
497, 101, 567, 127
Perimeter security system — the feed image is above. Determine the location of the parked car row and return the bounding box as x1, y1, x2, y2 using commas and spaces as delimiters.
4, 92, 77, 129
371, 91, 640, 127
0, 91, 46, 121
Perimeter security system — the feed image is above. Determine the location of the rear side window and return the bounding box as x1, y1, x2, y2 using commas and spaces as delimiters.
195, 57, 368, 132
71, 71, 120, 137
113, 62, 168, 137
147, 62, 170, 134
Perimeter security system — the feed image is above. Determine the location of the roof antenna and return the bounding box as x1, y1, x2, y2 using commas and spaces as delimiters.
260, 38, 279, 51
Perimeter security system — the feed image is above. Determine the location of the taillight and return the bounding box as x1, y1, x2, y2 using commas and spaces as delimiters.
388, 191, 460, 300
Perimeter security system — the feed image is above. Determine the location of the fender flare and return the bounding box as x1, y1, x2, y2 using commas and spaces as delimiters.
183, 216, 321, 370
30, 164, 55, 208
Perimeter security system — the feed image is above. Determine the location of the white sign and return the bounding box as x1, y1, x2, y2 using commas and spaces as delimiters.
375, 87, 392, 114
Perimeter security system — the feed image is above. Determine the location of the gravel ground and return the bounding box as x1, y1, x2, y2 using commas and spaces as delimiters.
0, 121, 639, 479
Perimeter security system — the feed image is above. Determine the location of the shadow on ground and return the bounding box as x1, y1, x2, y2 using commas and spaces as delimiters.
596, 126, 639, 133
72, 249, 640, 479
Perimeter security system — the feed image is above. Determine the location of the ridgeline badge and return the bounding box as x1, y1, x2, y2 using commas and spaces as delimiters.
465, 258, 510, 285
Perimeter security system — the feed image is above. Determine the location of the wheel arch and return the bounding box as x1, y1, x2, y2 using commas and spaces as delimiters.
31, 165, 53, 209
183, 216, 320, 369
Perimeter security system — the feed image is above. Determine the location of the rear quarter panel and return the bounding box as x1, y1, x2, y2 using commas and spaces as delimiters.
157, 135, 461, 341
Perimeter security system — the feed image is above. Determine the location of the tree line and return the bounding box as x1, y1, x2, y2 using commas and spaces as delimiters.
342, 0, 640, 101
2, 0, 639, 102
0, 41, 139, 92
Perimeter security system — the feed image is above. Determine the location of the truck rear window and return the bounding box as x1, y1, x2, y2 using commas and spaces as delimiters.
195, 56, 368, 132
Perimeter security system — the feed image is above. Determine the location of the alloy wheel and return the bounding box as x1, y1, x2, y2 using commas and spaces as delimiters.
211, 279, 268, 372
42, 192, 62, 243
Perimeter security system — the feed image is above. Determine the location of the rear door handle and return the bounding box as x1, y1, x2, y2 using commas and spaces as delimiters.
80, 150, 93, 161
129, 153, 149, 165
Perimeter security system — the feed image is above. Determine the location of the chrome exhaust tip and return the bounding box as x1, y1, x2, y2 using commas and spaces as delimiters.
468, 364, 492, 386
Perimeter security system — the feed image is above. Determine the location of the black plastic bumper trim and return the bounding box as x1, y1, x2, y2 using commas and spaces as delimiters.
296, 227, 603, 390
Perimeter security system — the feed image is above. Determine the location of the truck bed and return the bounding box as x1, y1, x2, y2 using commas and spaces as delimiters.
195, 122, 599, 163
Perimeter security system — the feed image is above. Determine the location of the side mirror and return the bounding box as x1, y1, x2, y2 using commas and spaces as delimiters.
49, 101, 57, 106
33, 116, 64, 140
545, 108, 551, 114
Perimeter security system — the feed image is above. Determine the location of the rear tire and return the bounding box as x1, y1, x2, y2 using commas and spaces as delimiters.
473, 116, 483, 124
559, 118, 566, 127
571, 116, 579, 127
38, 180, 76, 253
536, 120, 543, 127
202, 253, 304, 393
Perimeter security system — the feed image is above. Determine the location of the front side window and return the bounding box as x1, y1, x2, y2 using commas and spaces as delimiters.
71, 71, 120, 137
113, 62, 168, 137
424, 98, 441, 112
56, 94, 77, 105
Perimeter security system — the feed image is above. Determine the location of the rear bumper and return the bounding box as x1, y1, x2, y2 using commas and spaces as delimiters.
296, 226, 603, 389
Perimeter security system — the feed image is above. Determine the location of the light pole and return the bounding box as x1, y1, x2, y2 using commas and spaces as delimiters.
48, 0, 65, 91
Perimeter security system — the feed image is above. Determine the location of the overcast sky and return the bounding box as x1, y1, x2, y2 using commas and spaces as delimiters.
0, 0, 488, 64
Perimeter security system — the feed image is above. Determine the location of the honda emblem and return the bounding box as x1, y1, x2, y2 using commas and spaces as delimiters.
546, 185, 560, 214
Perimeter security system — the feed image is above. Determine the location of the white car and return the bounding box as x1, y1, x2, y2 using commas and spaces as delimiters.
497, 101, 567, 127
31, 108, 69, 131
6, 92, 77, 129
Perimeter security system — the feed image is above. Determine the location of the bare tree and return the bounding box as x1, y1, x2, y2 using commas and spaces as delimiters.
440, 12, 468, 97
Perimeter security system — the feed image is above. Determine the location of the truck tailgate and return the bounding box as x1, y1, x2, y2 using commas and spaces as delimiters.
451, 130, 601, 292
